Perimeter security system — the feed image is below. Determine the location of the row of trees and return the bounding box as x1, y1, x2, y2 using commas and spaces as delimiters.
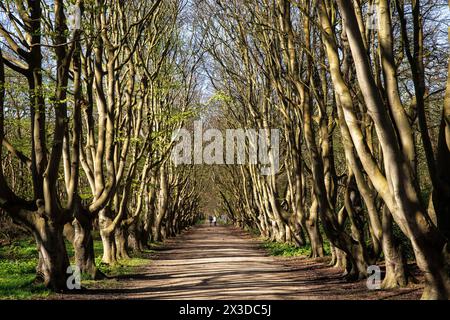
199, 0, 450, 299
0, 0, 201, 291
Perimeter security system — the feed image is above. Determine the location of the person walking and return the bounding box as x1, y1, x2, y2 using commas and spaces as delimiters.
212, 216, 217, 226
209, 215, 213, 226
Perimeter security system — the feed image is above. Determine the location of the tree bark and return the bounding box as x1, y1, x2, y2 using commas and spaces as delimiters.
99, 208, 117, 265
335, 0, 449, 299
32, 213, 70, 291
381, 206, 409, 289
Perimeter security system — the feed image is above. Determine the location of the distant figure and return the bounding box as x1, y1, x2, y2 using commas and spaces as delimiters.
209, 215, 213, 226
212, 216, 217, 226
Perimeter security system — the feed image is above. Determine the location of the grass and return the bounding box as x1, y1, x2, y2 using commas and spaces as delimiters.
95, 254, 153, 278
262, 239, 332, 258
262, 240, 311, 257
0, 236, 157, 300
244, 226, 261, 237
195, 219, 205, 225
0, 238, 50, 299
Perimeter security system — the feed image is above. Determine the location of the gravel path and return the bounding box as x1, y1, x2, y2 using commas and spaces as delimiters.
57, 223, 422, 300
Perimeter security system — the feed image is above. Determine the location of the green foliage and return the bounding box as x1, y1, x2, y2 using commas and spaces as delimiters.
0, 239, 50, 299
0, 239, 37, 259
195, 219, 205, 225
0, 259, 36, 275
262, 241, 311, 257
262, 239, 332, 258
0, 236, 156, 299
167, 109, 197, 126
209, 90, 233, 104
0, 275, 50, 300
322, 240, 332, 256
392, 224, 415, 261
245, 226, 261, 237
96, 258, 150, 277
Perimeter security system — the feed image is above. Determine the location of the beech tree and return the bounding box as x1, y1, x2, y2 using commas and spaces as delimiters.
196, 0, 450, 299
0, 0, 448, 300
0, 0, 201, 289
0, 0, 82, 290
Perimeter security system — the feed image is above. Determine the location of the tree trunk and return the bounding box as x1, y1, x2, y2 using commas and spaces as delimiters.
434, 56, 450, 239
153, 214, 163, 243
72, 206, 104, 279
33, 215, 70, 291
335, 0, 450, 299
115, 225, 130, 260
99, 208, 117, 264
381, 206, 409, 289
306, 196, 324, 258
344, 175, 369, 279
154, 165, 168, 242
334, 248, 347, 272
128, 220, 144, 252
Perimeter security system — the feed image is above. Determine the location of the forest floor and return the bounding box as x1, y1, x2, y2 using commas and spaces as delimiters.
55, 223, 423, 300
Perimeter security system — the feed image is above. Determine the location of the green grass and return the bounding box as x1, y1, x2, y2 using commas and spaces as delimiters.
0, 239, 50, 299
0, 236, 156, 299
245, 226, 261, 237
322, 241, 332, 256
262, 240, 311, 257
195, 219, 205, 225
96, 257, 150, 277
262, 239, 332, 258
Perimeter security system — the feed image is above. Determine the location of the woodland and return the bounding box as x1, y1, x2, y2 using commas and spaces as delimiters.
0, 0, 449, 300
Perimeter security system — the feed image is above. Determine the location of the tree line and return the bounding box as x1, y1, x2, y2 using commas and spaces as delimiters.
0, 0, 202, 291
198, 0, 450, 299
1, 0, 449, 301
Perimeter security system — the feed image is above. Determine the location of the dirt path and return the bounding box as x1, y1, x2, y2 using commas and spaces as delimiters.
60, 224, 422, 300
